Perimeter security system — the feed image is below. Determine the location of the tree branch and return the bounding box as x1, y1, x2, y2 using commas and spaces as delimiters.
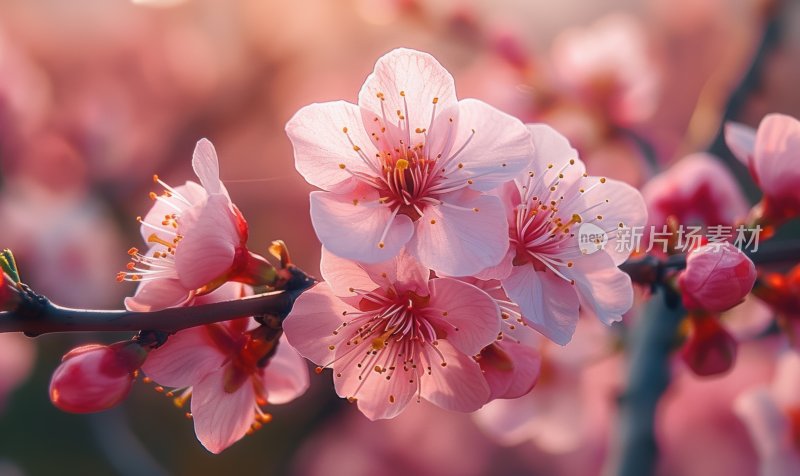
0, 267, 315, 336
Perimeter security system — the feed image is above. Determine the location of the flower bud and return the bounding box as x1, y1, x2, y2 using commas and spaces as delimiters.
681, 315, 738, 377
49, 341, 148, 413
678, 242, 756, 313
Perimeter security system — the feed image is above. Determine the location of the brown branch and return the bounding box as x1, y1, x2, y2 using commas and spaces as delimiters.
0, 267, 315, 336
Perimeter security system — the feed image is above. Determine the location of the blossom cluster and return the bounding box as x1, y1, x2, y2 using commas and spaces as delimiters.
282, 48, 647, 419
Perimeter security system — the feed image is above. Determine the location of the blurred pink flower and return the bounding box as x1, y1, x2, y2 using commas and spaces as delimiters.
0, 333, 36, 412
286, 48, 533, 276
284, 248, 499, 420
141, 282, 309, 454
292, 401, 494, 476
726, 114, 800, 225
121, 138, 256, 311
483, 124, 647, 345
49, 341, 148, 414
678, 242, 756, 313
734, 349, 800, 476
642, 153, 749, 230
473, 317, 621, 471
550, 13, 660, 126
657, 337, 781, 476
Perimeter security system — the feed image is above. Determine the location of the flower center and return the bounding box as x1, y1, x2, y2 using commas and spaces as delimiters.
316, 287, 452, 404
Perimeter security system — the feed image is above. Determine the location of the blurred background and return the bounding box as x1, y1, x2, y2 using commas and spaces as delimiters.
1, 0, 799, 474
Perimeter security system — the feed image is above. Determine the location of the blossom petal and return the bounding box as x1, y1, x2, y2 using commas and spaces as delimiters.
576, 177, 648, 265
441, 98, 533, 191
259, 336, 310, 405
124, 279, 191, 312
484, 339, 542, 400
141, 326, 226, 388
753, 113, 800, 197
191, 369, 256, 454
567, 251, 633, 325
283, 284, 351, 365
174, 194, 239, 290
526, 124, 586, 192
358, 48, 458, 149
734, 388, 800, 473
427, 278, 500, 355
419, 340, 489, 412
287, 101, 380, 192
410, 192, 508, 276
724, 122, 756, 166
503, 265, 579, 345
310, 190, 414, 264
192, 138, 223, 195
332, 340, 417, 421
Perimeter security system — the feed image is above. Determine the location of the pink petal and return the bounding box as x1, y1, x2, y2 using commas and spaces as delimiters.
724, 122, 756, 166
310, 190, 414, 264
410, 192, 508, 276
320, 246, 430, 297
259, 336, 310, 405
141, 326, 226, 388
426, 278, 500, 355
319, 247, 383, 298
527, 124, 586, 191
441, 98, 532, 191
332, 340, 417, 420
734, 388, 799, 471
771, 350, 800, 408
358, 48, 458, 151
503, 265, 579, 345
192, 138, 223, 195
485, 339, 541, 400
753, 113, 800, 197
568, 252, 633, 325
282, 284, 351, 365
286, 101, 380, 192
419, 340, 489, 412
124, 279, 191, 312
191, 368, 256, 454
174, 194, 239, 290
576, 177, 648, 265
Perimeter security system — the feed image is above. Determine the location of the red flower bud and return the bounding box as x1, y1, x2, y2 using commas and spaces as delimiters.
0, 272, 20, 311
49, 341, 148, 414
681, 315, 738, 377
678, 242, 756, 313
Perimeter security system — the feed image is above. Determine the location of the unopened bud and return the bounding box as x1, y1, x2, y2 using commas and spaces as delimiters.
0, 272, 20, 311
678, 242, 756, 313
49, 341, 149, 414
681, 315, 738, 377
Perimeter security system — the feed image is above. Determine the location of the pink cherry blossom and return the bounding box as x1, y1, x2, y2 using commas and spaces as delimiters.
678, 242, 756, 313
642, 153, 749, 231
550, 13, 660, 126
120, 139, 259, 312
283, 248, 500, 420
0, 333, 36, 412
726, 114, 800, 224
286, 48, 533, 276
141, 282, 309, 453
734, 349, 800, 476
483, 124, 647, 345
49, 341, 147, 414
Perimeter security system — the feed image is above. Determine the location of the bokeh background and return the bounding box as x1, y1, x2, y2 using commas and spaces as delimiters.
1, 0, 799, 475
